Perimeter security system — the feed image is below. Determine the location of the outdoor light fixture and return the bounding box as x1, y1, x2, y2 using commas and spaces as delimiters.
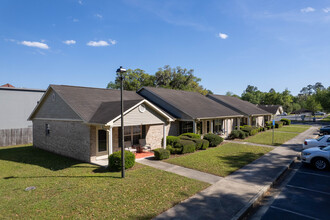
116, 66, 127, 178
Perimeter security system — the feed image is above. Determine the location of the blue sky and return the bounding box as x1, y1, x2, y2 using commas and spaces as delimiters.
1, 0, 330, 96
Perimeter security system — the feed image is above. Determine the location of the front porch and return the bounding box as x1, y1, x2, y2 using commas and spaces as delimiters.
91, 151, 155, 166
90, 123, 167, 162
180, 117, 242, 138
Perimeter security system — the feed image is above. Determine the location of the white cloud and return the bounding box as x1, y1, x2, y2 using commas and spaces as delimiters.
323, 7, 330, 13
63, 40, 76, 45
87, 39, 117, 47
73, 18, 79, 22
95, 14, 103, 19
78, 0, 83, 5
87, 40, 109, 47
21, 41, 49, 49
218, 33, 228, 39
109, 39, 117, 45
301, 7, 315, 13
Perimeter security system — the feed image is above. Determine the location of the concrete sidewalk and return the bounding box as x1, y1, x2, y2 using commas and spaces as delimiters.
154, 126, 320, 220
138, 158, 222, 184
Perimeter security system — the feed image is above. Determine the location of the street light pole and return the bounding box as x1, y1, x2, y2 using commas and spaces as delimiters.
117, 66, 127, 178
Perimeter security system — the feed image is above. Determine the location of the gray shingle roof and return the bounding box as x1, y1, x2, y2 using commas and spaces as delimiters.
257, 105, 282, 114
207, 94, 271, 116
51, 85, 144, 123
138, 87, 243, 119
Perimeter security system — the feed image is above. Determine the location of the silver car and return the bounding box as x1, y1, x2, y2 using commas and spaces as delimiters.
301, 146, 330, 170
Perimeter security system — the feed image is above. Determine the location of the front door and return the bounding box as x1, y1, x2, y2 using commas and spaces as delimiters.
98, 129, 107, 153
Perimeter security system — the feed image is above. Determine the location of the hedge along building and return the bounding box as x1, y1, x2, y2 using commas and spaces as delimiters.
138, 87, 244, 138
28, 85, 173, 162
207, 94, 272, 127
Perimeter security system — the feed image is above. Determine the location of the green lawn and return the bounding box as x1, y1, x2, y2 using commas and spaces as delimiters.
276, 124, 311, 133
321, 115, 330, 122
242, 130, 300, 146
165, 143, 272, 177
0, 145, 209, 219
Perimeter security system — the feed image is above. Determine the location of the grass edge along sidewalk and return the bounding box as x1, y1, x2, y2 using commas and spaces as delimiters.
0, 145, 209, 219
165, 143, 272, 177
240, 125, 311, 146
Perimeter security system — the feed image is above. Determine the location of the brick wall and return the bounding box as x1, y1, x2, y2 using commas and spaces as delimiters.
146, 124, 164, 149
33, 120, 91, 162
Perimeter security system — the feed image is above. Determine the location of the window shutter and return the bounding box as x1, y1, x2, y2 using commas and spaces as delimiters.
118, 128, 122, 148
142, 125, 146, 139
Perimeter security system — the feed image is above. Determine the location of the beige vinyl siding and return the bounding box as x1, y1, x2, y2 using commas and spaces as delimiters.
33, 90, 80, 120
112, 104, 165, 127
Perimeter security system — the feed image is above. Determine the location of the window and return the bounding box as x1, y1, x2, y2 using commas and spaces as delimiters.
98, 130, 107, 152
213, 119, 223, 133
181, 121, 193, 134
123, 126, 142, 145
45, 124, 50, 136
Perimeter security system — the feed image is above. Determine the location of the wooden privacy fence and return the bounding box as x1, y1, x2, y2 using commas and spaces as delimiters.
0, 127, 32, 147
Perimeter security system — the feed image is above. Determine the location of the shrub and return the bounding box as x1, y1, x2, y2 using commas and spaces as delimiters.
179, 136, 192, 140
108, 151, 135, 171
191, 138, 203, 150
275, 121, 283, 128
229, 130, 240, 139
203, 133, 223, 147
171, 139, 196, 154
167, 145, 181, 154
179, 133, 201, 139
280, 118, 291, 125
238, 130, 247, 139
265, 121, 273, 128
166, 136, 180, 147
241, 126, 259, 136
182, 142, 196, 154
154, 148, 170, 160
200, 139, 209, 150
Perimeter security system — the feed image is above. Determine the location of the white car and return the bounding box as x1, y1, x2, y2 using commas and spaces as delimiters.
301, 146, 330, 170
315, 111, 326, 116
302, 135, 330, 149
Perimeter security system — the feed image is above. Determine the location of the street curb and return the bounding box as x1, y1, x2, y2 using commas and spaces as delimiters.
231, 153, 299, 220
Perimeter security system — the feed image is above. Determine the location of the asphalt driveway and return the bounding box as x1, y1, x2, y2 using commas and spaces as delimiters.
260, 162, 330, 220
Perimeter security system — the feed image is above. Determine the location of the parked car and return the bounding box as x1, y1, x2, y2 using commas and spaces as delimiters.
301, 146, 330, 170
302, 135, 330, 149
315, 111, 326, 116
280, 112, 287, 116
320, 126, 330, 135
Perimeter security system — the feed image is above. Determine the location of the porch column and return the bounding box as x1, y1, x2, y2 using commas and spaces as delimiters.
108, 126, 113, 155
248, 117, 251, 125
163, 123, 166, 149
210, 120, 213, 133
237, 118, 240, 130
193, 121, 196, 134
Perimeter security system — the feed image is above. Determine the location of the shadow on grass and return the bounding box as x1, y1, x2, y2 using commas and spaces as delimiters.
0, 145, 86, 171
3, 175, 121, 180
217, 152, 266, 172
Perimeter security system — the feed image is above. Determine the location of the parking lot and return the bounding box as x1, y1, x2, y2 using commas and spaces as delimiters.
259, 161, 330, 220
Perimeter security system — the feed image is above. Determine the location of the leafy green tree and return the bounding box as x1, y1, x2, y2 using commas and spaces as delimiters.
316, 87, 330, 112
107, 69, 155, 91
225, 91, 240, 98
107, 65, 211, 95
306, 95, 321, 114
241, 85, 264, 104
